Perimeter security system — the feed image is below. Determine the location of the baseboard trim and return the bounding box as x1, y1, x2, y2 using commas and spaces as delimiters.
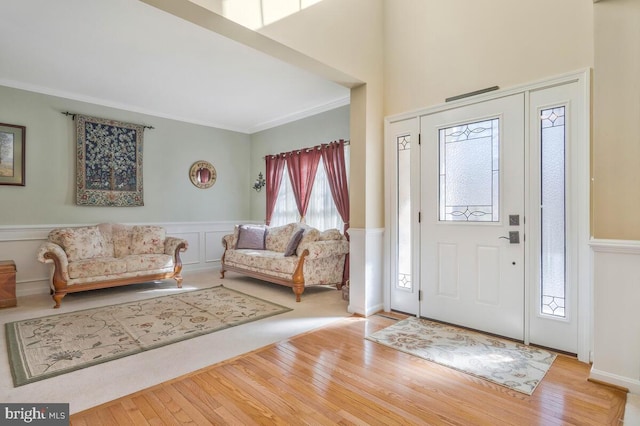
590, 367, 640, 394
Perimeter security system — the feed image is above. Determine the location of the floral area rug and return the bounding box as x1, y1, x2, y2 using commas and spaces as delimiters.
5, 286, 291, 387
366, 316, 556, 395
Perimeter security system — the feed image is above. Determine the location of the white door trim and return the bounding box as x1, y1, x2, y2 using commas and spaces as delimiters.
384, 68, 591, 362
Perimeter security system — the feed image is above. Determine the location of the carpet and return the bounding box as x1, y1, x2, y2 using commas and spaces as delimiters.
366, 316, 556, 395
5, 286, 291, 387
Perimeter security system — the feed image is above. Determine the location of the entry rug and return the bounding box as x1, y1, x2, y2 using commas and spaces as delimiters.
5, 286, 291, 387
366, 317, 556, 395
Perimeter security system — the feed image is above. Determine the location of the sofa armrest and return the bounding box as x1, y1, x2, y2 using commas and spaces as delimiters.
222, 234, 234, 250
303, 240, 349, 260
37, 241, 71, 286
164, 237, 188, 257
38, 242, 68, 267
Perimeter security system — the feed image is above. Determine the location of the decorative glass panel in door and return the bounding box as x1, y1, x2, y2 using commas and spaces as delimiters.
397, 134, 412, 291
439, 119, 500, 222
540, 107, 566, 317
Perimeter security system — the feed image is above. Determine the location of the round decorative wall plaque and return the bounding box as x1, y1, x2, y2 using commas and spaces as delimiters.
189, 161, 217, 189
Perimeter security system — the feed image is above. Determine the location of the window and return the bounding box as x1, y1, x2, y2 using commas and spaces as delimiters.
270, 147, 349, 231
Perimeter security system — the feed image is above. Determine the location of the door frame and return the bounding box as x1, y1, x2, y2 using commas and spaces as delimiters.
384, 69, 591, 362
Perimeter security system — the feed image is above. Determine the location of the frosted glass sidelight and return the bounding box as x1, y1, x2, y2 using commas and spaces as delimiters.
397, 135, 412, 289
540, 107, 566, 317
439, 119, 500, 222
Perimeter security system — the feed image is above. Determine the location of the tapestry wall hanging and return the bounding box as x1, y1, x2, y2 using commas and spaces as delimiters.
76, 115, 144, 206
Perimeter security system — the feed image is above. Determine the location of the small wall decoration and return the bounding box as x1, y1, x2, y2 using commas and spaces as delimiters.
76, 115, 144, 206
189, 161, 217, 189
0, 122, 26, 186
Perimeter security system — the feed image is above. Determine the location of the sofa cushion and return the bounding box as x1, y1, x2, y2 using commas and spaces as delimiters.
124, 254, 174, 273
284, 228, 304, 257
131, 226, 165, 254
68, 257, 127, 279
112, 224, 133, 257
236, 225, 267, 250
49, 226, 108, 262
96, 223, 115, 257
319, 229, 343, 241
225, 249, 298, 275
265, 223, 296, 252
296, 228, 320, 256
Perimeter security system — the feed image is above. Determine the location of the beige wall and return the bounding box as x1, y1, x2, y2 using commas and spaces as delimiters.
259, 0, 385, 229
593, 0, 640, 240
384, 0, 593, 116
256, 0, 595, 229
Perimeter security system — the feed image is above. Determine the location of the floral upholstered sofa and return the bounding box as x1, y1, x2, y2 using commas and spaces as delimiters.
37, 223, 188, 308
220, 223, 349, 302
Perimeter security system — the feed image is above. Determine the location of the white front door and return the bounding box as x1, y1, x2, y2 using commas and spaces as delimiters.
420, 94, 525, 340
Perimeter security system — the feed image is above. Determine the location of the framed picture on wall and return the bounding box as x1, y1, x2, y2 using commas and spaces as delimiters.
0, 122, 26, 186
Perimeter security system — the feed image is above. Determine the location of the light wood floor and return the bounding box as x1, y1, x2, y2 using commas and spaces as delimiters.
71, 314, 627, 425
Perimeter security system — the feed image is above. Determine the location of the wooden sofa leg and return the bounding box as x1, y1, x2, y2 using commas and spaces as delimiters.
292, 284, 304, 302
291, 249, 308, 302
52, 292, 65, 309
175, 275, 183, 288
220, 269, 226, 279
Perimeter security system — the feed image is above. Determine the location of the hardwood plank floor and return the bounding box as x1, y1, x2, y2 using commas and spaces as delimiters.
71, 315, 627, 425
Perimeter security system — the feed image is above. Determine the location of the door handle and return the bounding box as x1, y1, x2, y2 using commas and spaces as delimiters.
499, 231, 520, 244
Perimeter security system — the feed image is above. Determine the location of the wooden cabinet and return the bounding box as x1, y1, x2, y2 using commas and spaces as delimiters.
0, 260, 16, 308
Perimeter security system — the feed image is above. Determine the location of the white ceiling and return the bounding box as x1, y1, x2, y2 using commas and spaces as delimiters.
0, 0, 350, 134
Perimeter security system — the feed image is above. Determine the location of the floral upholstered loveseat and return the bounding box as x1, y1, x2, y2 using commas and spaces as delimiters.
37, 223, 188, 308
220, 223, 349, 302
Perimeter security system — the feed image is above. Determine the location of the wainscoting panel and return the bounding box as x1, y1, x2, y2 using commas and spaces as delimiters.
170, 231, 201, 266
590, 239, 640, 394
348, 227, 384, 316
0, 221, 240, 298
205, 230, 228, 264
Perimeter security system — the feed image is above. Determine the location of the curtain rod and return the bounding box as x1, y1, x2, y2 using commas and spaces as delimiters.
263, 139, 349, 159
61, 112, 155, 130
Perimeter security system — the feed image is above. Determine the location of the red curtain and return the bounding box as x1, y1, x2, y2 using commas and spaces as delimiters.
321, 140, 350, 285
265, 155, 286, 226
286, 149, 321, 221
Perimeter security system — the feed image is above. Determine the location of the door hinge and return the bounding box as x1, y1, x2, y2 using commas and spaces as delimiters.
418, 133, 421, 145
418, 290, 423, 301
418, 211, 421, 223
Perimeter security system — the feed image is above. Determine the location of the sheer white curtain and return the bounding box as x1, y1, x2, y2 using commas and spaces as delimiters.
271, 165, 298, 227
271, 147, 349, 231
